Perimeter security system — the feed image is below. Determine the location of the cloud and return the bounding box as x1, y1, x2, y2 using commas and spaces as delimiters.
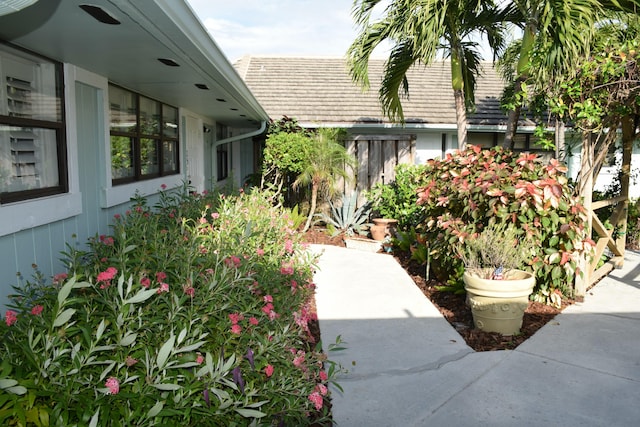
186, 0, 380, 62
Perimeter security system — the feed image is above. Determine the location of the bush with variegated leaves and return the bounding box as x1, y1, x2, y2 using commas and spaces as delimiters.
414, 145, 594, 300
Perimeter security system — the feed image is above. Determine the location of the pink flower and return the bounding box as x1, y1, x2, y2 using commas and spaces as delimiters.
263, 295, 273, 303
228, 313, 244, 324
264, 364, 274, 378
293, 351, 305, 367
30, 305, 43, 316
155, 271, 167, 282
52, 272, 68, 285
157, 283, 169, 294
316, 384, 328, 396
102, 236, 114, 246
196, 353, 204, 365
230, 324, 242, 335
256, 248, 264, 256
319, 371, 328, 382
249, 317, 259, 326
211, 212, 220, 219
160, 183, 167, 190
284, 239, 294, 254
280, 262, 294, 275
261, 303, 274, 315
114, 213, 121, 220
125, 356, 138, 367
105, 377, 119, 395
5, 310, 17, 326
140, 277, 151, 288
184, 286, 195, 297
308, 392, 323, 410
224, 256, 241, 269
97, 267, 117, 282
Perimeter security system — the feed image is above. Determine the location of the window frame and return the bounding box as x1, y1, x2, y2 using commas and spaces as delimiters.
109, 84, 179, 186
0, 42, 68, 204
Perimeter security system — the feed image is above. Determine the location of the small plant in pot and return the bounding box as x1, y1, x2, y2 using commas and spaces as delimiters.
458, 222, 536, 335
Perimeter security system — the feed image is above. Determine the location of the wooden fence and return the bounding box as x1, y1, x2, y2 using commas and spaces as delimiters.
338, 134, 416, 203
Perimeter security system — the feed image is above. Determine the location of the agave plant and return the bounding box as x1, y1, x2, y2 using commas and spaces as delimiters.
318, 192, 371, 237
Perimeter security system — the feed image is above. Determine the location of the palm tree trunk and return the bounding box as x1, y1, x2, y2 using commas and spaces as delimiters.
453, 89, 467, 151
502, 102, 522, 149
450, 50, 467, 151
302, 183, 318, 232
503, 17, 537, 148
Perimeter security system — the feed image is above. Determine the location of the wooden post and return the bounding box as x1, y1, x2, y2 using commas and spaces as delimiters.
575, 132, 594, 302
617, 116, 633, 258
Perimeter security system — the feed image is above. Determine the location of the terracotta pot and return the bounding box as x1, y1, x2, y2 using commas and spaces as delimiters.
370, 218, 398, 241
463, 268, 535, 335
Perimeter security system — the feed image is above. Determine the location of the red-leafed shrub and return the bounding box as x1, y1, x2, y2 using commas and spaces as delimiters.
414, 145, 594, 300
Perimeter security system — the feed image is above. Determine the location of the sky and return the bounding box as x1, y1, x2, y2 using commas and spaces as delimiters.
185, 0, 390, 63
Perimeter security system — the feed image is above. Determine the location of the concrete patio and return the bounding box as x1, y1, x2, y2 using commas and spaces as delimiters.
312, 244, 640, 426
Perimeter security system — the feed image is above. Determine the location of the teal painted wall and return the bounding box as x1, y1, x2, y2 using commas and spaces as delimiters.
0, 82, 135, 310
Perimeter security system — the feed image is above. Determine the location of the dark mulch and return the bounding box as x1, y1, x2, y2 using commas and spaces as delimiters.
303, 227, 571, 352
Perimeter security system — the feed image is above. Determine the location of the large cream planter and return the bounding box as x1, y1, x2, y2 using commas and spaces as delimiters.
463, 268, 535, 336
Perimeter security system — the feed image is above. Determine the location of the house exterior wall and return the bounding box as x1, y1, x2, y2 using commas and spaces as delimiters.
0, 64, 220, 310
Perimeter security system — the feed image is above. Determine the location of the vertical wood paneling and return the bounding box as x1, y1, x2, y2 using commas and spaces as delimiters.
369, 140, 382, 188
383, 141, 397, 184
356, 140, 369, 204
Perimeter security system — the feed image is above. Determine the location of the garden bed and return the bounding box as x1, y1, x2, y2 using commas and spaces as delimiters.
303, 227, 571, 352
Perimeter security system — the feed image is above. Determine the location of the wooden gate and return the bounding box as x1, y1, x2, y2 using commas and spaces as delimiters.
339, 134, 416, 203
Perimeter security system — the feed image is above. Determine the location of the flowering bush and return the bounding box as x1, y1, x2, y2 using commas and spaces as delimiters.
0, 187, 341, 426
413, 145, 593, 299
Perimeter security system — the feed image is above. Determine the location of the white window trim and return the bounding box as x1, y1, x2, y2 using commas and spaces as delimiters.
0, 63, 82, 236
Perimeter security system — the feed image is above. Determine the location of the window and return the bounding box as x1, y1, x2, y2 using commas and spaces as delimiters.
109, 84, 179, 185
0, 43, 67, 204
216, 123, 229, 181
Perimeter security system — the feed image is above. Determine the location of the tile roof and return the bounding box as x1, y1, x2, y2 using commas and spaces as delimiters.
235, 56, 532, 128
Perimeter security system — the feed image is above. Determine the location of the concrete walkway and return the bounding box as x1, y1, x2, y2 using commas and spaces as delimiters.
312, 245, 640, 426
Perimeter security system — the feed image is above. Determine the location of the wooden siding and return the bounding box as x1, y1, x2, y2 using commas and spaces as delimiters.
0, 82, 133, 308
342, 134, 416, 204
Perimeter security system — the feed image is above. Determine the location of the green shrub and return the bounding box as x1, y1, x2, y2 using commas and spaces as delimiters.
414, 145, 594, 299
367, 164, 429, 230
1, 187, 340, 426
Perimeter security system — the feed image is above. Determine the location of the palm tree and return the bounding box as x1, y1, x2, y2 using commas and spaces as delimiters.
347, 0, 507, 151
499, 0, 640, 148
294, 128, 357, 232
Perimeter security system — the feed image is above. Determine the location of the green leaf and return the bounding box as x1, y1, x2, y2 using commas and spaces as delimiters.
57, 275, 77, 306
96, 319, 106, 342
177, 328, 187, 345
53, 308, 76, 327
146, 401, 164, 418
119, 333, 137, 347
6, 385, 29, 396
156, 335, 176, 370
89, 408, 100, 427
0, 379, 18, 389
152, 383, 182, 391
235, 408, 267, 418
123, 244, 137, 254
117, 275, 125, 301
123, 289, 157, 305
175, 341, 205, 354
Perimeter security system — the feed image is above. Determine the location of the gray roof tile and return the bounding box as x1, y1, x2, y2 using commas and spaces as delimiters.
236, 56, 533, 127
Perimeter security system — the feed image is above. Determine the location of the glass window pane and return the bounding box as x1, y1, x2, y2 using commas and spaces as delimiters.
140, 97, 160, 136
111, 135, 134, 179
140, 138, 159, 176
0, 125, 59, 193
163, 105, 178, 138
109, 86, 136, 133
163, 140, 178, 173
1, 46, 62, 122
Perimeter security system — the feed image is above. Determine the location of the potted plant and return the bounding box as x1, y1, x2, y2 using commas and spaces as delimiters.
458, 222, 536, 335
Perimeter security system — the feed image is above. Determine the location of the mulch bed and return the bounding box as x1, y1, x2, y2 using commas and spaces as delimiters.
303, 227, 571, 352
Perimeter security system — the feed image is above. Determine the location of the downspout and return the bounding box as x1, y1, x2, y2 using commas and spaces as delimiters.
209, 120, 268, 186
